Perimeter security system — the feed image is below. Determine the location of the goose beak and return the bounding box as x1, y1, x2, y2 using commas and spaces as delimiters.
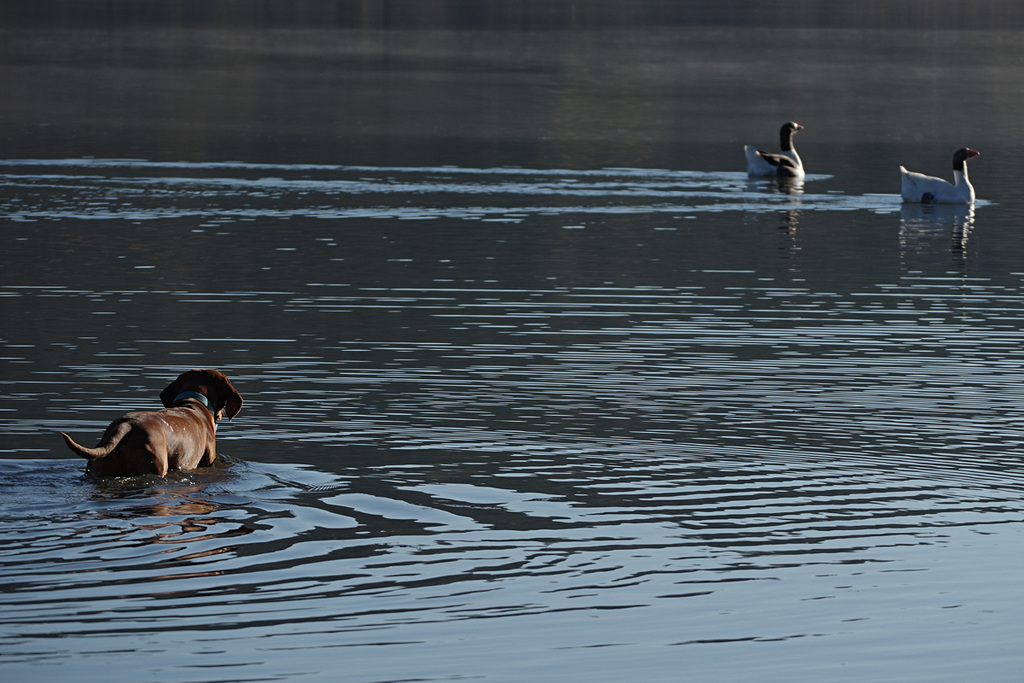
966, 149, 980, 158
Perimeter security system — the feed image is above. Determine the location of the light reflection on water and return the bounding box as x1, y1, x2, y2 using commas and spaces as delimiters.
1, 158, 895, 225
2, 159, 1024, 682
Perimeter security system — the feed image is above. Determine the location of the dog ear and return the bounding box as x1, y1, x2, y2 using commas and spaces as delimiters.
159, 374, 186, 408
222, 383, 243, 419
209, 371, 243, 419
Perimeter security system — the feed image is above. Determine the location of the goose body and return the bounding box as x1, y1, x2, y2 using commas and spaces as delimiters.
900, 148, 979, 204
745, 122, 805, 179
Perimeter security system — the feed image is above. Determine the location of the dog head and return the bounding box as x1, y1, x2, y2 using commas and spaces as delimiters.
160, 369, 243, 420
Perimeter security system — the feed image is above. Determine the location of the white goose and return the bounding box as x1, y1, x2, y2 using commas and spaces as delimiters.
745, 122, 805, 179
900, 148, 979, 204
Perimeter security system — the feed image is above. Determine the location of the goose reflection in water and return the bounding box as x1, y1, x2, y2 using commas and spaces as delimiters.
745, 176, 805, 196
899, 203, 976, 265
746, 176, 804, 237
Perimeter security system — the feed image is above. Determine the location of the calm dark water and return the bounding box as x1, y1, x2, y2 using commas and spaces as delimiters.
4, 4, 1024, 682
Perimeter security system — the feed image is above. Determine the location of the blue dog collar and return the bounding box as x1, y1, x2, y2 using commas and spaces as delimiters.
173, 391, 211, 410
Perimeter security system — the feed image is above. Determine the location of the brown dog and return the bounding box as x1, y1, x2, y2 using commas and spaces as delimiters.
61, 369, 243, 478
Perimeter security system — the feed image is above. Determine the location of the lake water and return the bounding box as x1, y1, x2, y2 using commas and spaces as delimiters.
4, 4, 1024, 682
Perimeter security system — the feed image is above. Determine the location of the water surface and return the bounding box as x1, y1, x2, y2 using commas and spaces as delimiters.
3, 6, 1024, 682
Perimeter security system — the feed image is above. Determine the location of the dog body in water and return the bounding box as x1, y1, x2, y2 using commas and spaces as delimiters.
61, 369, 243, 477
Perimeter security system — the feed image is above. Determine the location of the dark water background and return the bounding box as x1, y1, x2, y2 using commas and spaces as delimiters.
4, 2, 1024, 681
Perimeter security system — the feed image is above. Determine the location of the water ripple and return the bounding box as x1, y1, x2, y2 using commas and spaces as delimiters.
1, 159, 1019, 681
0, 158, 911, 226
